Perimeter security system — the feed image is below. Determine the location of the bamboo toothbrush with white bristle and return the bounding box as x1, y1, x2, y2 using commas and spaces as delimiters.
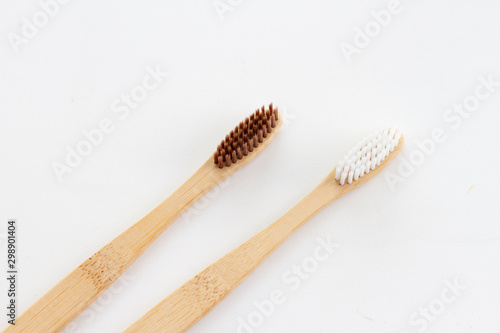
125, 128, 404, 333
4, 105, 282, 333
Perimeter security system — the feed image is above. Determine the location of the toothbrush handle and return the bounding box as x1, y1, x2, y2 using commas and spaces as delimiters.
125, 135, 405, 333
124, 180, 338, 333
3, 159, 220, 333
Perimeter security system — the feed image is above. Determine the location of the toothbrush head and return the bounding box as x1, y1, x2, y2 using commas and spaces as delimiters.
335, 128, 403, 185
214, 104, 281, 169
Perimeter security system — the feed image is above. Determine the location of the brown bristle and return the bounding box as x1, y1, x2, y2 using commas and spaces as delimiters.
214, 105, 279, 168
266, 118, 272, 130
248, 137, 255, 152
258, 130, 263, 143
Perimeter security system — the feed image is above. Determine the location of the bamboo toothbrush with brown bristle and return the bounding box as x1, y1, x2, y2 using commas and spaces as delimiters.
125, 128, 405, 333
4, 105, 282, 333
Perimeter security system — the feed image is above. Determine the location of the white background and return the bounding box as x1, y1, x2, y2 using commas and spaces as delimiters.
1, 0, 500, 332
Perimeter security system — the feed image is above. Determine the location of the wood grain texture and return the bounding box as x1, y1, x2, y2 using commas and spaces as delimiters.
125, 135, 405, 333
3, 114, 282, 333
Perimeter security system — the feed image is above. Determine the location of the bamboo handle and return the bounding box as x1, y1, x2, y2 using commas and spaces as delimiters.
124, 177, 341, 333
125, 135, 404, 333
4, 111, 283, 333
4, 159, 223, 333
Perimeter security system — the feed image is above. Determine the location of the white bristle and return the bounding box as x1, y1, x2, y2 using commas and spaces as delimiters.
348, 170, 354, 184
340, 171, 348, 185
359, 164, 365, 177
334, 128, 402, 185
335, 160, 344, 179
354, 168, 360, 181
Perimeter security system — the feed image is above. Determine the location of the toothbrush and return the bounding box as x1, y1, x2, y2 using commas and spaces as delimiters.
125, 128, 404, 333
5, 105, 282, 333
